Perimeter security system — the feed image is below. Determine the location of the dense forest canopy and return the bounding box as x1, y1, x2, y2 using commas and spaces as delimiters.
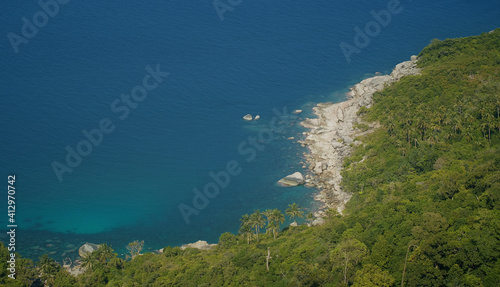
1, 29, 499, 287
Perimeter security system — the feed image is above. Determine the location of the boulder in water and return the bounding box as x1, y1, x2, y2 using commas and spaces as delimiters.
278, 172, 304, 187
78, 243, 100, 257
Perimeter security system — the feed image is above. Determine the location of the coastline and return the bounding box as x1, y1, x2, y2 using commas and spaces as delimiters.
300, 56, 421, 217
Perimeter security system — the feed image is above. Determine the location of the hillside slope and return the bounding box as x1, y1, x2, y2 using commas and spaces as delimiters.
1, 29, 499, 287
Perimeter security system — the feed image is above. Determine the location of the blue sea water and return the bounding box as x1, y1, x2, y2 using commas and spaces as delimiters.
1, 0, 499, 260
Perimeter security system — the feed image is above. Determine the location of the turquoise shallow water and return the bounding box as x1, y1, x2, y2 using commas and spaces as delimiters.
0, 0, 499, 260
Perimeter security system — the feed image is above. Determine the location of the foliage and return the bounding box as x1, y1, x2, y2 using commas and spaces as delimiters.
2, 29, 499, 286
286, 202, 304, 224
126, 240, 144, 260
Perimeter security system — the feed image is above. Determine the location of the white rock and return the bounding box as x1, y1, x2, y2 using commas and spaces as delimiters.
78, 243, 100, 257
180, 240, 217, 251
342, 136, 353, 144
331, 141, 343, 149
314, 162, 323, 174
293, 109, 303, 114
254, 115, 260, 120
243, 114, 253, 121
312, 218, 325, 226
278, 172, 304, 187
337, 107, 344, 122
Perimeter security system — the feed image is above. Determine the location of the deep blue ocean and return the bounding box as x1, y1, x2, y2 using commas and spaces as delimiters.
1, 0, 499, 260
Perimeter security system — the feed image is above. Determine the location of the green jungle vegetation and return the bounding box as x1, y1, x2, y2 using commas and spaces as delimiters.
1, 29, 499, 287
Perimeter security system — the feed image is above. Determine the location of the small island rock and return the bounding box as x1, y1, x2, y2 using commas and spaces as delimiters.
278, 172, 304, 187
254, 115, 261, 120
78, 243, 100, 257
243, 114, 253, 121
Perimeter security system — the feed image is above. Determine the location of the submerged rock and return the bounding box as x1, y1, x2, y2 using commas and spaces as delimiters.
278, 172, 304, 187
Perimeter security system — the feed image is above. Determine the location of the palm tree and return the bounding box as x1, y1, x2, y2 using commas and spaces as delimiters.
264, 209, 275, 237
38, 254, 59, 283
270, 209, 285, 239
306, 212, 315, 226
250, 210, 265, 242
264, 209, 274, 226
96, 243, 115, 264
272, 209, 285, 225
286, 203, 304, 225
266, 220, 280, 240
81, 251, 98, 272
496, 117, 500, 134
239, 214, 252, 244
484, 113, 494, 142
463, 127, 474, 143
495, 98, 500, 119
454, 98, 464, 115
427, 131, 440, 146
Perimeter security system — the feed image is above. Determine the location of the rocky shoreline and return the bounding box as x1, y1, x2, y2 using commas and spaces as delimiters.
300, 56, 421, 217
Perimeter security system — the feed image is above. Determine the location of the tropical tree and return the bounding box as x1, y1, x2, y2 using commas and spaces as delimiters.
266, 220, 280, 240
37, 254, 59, 284
331, 238, 368, 286
264, 209, 285, 239
250, 210, 265, 242
272, 209, 285, 233
95, 243, 116, 264
286, 203, 304, 225
352, 264, 395, 287
484, 113, 494, 142
239, 214, 253, 244
264, 209, 274, 226
80, 251, 99, 272
272, 209, 285, 225
306, 212, 315, 226
126, 240, 144, 260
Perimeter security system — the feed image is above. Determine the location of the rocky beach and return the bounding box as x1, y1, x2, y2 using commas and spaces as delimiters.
300, 56, 421, 217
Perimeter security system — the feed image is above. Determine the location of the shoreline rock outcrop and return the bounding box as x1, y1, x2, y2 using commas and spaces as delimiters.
301, 56, 421, 214
180, 240, 217, 251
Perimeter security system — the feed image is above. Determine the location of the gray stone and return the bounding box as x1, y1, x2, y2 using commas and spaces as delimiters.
180, 240, 217, 251
78, 243, 100, 257
312, 218, 326, 226
342, 136, 353, 144
243, 114, 253, 121
278, 172, 304, 187
331, 141, 343, 149
314, 162, 323, 174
